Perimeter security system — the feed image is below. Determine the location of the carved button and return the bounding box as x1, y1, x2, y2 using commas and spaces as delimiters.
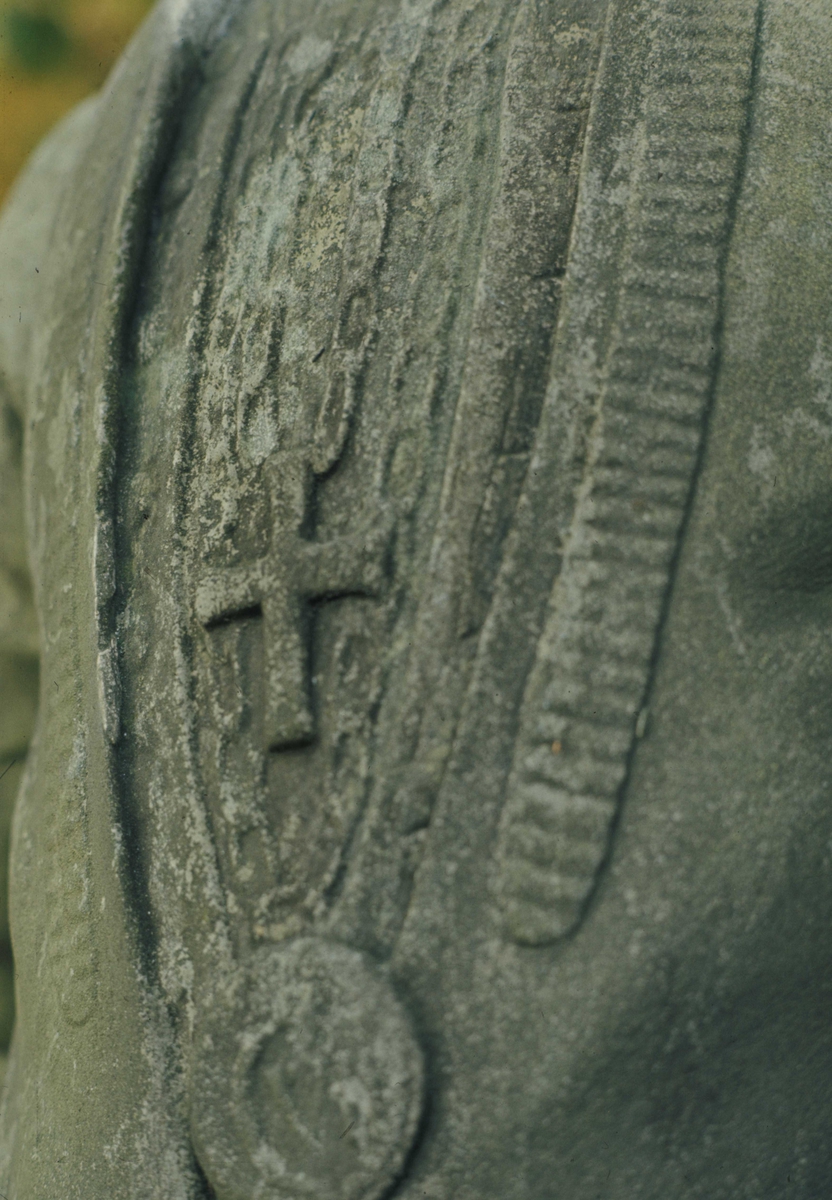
191, 938, 425, 1200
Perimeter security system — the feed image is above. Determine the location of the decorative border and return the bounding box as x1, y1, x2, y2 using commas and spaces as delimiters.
496, 0, 763, 945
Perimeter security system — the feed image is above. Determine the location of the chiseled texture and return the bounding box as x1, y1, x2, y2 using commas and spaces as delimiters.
0, 0, 831, 1196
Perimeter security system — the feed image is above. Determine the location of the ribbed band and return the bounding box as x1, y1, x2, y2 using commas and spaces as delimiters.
497, 0, 762, 944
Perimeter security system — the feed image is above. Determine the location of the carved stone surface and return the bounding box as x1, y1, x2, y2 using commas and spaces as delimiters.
191, 938, 425, 1200
194, 452, 393, 750
1, 0, 832, 1196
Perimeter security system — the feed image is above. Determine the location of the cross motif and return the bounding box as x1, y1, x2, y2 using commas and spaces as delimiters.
195, 452, 393, 750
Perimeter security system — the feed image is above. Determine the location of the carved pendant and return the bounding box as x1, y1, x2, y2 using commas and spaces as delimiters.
190, 939, 425, 1200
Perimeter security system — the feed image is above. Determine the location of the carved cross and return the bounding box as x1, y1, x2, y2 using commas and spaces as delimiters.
195, 452, 392, 750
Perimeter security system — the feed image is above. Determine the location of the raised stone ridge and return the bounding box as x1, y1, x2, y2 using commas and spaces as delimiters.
496, 0, 762, 944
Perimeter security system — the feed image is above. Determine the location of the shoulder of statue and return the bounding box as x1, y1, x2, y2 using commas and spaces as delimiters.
0, 95, 101, 665
0, 94, 101, 417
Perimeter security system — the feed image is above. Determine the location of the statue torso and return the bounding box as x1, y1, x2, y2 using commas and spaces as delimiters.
116, 0, 606, 1194
7, 0, 832, 1196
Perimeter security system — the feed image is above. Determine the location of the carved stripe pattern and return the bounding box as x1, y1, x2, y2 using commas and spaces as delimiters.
496, 0, 762, 945
327, 0, 610, 957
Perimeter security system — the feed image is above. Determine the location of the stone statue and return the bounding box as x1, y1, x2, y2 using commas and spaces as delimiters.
0, 0, 831, 1194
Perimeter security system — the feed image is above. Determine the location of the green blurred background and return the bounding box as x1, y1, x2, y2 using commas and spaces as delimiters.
0, 0, 154, 204
0, 0, 153, 1065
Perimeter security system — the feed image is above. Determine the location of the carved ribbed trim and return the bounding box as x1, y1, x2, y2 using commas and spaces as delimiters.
497, 0, 762, 945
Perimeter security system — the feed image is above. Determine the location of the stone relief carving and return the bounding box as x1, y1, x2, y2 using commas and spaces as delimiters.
1, 0, 831, 1196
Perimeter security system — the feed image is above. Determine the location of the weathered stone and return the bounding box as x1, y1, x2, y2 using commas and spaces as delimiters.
1, 0, 832, 1196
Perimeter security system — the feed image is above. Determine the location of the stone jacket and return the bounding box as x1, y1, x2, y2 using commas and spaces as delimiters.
1, 0, 831, 1197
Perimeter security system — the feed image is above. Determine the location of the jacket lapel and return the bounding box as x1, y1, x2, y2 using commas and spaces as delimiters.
7, 3, 222, 1195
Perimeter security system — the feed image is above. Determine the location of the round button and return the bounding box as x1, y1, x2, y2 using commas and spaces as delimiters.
191, 938, 425, 1200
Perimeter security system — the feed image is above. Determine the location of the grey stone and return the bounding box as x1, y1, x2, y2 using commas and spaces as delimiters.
0, 0, 831, 1196
191, 938, 425, 1200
